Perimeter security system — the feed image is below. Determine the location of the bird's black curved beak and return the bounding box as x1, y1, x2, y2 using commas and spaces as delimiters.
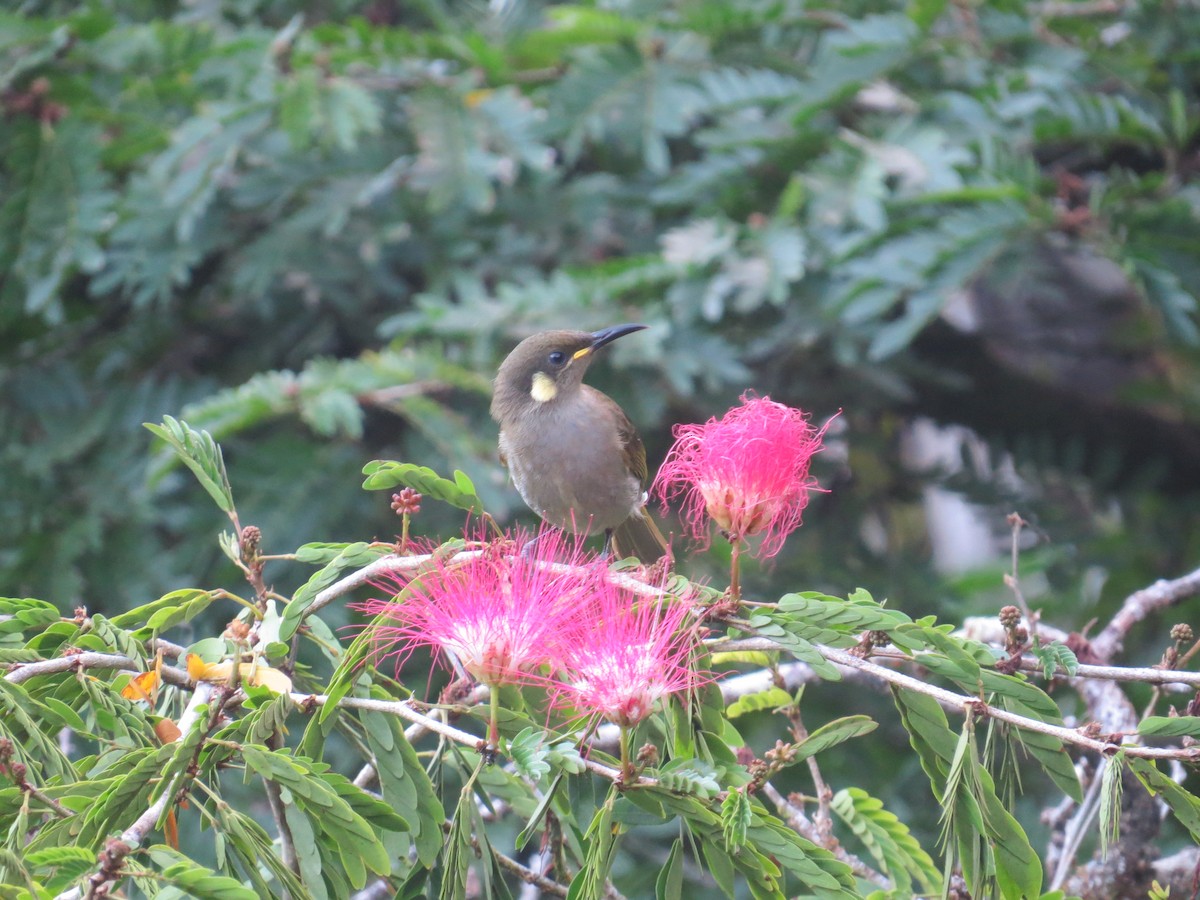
589, 323, 647, 352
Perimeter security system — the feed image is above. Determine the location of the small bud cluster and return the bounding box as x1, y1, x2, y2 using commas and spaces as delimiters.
852, 629, 892, 658
1160, 622, 1195, 670
636, 743, 659, 768
0, 740, 29, 788
391, 488, 422, 516
999, 605, 1028, 656
2, 77, 66, 125
741, 739, 804, 793
765, 738, 798, 768
240, 525, 262, 559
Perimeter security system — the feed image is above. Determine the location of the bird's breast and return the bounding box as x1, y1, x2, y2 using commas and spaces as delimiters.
499, 397, 642, 534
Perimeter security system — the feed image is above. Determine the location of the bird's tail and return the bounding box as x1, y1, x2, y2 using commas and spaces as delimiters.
610, 510, 670, 564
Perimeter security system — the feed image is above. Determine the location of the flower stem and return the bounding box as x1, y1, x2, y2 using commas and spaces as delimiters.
729, 539, 743, 600
400, 512, 410, 552
488, 684, 500, 751
619, 724, 632, 782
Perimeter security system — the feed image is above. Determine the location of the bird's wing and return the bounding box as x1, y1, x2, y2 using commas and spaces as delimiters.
614, 407, 649, 489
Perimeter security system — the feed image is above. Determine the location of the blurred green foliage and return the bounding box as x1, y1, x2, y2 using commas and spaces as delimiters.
2, 0, 1199, 825
3, 0, 1200, 894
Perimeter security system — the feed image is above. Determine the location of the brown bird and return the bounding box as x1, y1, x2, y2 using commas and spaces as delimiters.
490, 324, 669, 562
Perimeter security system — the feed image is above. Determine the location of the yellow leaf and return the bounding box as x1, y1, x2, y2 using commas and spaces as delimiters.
120, 669, 160, 703
186, 653, 292, 694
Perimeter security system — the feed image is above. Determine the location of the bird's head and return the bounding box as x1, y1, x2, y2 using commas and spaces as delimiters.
491, 324, 646, 420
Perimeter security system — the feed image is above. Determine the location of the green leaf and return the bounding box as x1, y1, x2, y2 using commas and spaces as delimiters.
0, 118, 115, 323
1002, 703, 1082, 802
655, 838, 685, 900
109, 589, 213, 631
744, 810, 858, 895
148, 846, 258, 900
72, 746, 172, 850
897, 622, 985, 682
700, 839, 737, 898
507, 727, 552, 781
831, 787, 939, 894
992, 689, 1080, 800
0, 597, 60, 638
1129, 757, 1200, 842
361, 460, 483, 514
517, 772, 565, 852
241, 745, 392, 885
1138, 715, 1200, 738
907, 0, 947, 30
281, 541, 381, 641
792, 715, 878, 764
547, 741, 586, 775
720, 790, 751, 852
978, 767, 1042, 899
654, 762, 721, 799
568, 789, 622, 900
1032, 641, 1080, 679
40, 696, 87, 733
775, 591, 913, 642
0, 680, 74, 782
362, 705, 444, 868
749, 621, 842, 680
1099, 752, 1124, 858
142, 590, 217, 636
891, 686, 957, 791
725, 687, 793, 718
217, 804, 307, 898
144, 417, 235, 514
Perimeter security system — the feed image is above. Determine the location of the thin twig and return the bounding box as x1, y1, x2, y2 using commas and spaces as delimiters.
353, 684, 491, 789
783, 705, 834, 838
1005, 512, 1038, 644
4, 652, 191, 687
1049, 755, 1106, 891
818, 645, 1197, 761
1091, 564, 1200, 661
57, 683, 218, 900
762, 782, 889, 888
493, 846, 570, 897
264, 732, 299, 878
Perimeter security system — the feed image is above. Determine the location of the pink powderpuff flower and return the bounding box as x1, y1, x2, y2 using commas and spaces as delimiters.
553, 581, 702, 729
653, 393, 832, 559
358, 528, 601, 688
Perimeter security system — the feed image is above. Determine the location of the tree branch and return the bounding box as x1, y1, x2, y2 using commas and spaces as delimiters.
819, 644, 1195, 759
57, 683, 218, 900
762, 782, 888, 888
4, 652, 191, 687
1090, 564, 1200, 662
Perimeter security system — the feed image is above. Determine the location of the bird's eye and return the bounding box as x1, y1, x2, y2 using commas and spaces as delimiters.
548, 350, 567, 366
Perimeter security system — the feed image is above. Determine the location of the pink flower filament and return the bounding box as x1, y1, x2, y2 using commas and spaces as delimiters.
360, 530, 596, 688
555, 584, 699, 728
654, 393, 831, 558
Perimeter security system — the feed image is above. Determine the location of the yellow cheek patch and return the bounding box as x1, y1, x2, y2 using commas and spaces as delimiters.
530, 371, 558, 403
